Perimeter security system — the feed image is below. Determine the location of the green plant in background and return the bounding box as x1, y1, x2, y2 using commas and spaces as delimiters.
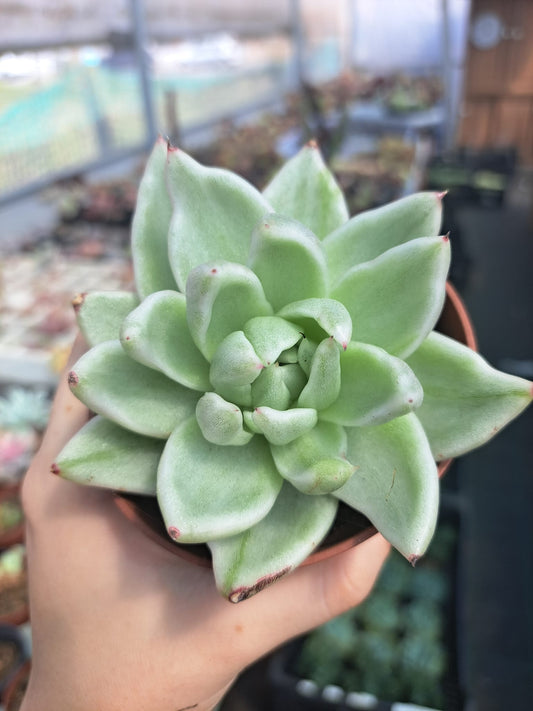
295, 523, 458, 707
53, 137, 532, 601
0, 388, 51, 432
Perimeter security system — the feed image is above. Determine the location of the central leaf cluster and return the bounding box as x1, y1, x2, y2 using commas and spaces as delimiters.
197, 309, 343, 447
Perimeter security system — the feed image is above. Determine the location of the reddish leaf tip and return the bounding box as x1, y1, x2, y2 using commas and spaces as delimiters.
306, 139, 319, 150
71, 292, 87, 312
50, 463, 60, 475
342, 342, 348, 351
409, 554, 420, 567
437, 190, 449, 200
441, 233, 450, 242
168, 526, 181, 540
67, 371, 79, 387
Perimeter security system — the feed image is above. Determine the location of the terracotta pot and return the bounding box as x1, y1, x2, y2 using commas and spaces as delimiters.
113, 282, 477, 568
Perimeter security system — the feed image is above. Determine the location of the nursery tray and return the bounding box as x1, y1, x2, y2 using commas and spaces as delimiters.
0, 252, 133, 385
267, 500, 466, 711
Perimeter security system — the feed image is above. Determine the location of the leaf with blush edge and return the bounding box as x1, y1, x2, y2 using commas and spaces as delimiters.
120, 290, 210, 391
55, 416, 161, 494
74, 291, 139, 347
263, 142, 349, 239
68, 341, 199, 439
334, 413, 439, 561
208, 482, 338, 602
324, 191, 443, 284
331, 236, 450, 359
320, 341, 423, 427
157, 417, 282, 543
406, 331, 533, 460
166, 148, 271, 291
132, 137, 177, 298
248, 214, 328, 312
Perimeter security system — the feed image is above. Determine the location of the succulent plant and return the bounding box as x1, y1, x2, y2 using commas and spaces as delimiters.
54, 137, 532, 601
0, 388, 51, 432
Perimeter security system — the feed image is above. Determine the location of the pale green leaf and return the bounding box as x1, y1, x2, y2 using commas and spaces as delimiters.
334, 413, 439, 560
209, 331, 264, 391
270, 421, 354, 495
243, 316, 302, 365
297, 337, 341, 410
251, 406, 318, 445
324, 191, 443, 284
331, 236, 450, 358
132, 137, 178, 298
55, 416, 161, 494
167, 148, 271, 290
209, 482, 338, 601
277, 298, 352, 349
195, 393, 253, 446
248, 213, 328, 311
186, 261, 273, 361
280, 363, 307, 400
406, 331, 533, 459
74, 291, 139, 347
157, 417, 282, 543
298, 338, 318, 376
251, 365, 292, 410
68, 341, 199, 439
263, 142, 349, 239
320, 341, 423, 427
120, 290, 210, 391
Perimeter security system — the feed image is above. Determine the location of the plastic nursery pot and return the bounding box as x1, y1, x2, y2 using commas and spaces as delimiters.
2, 660, 30, 711
113, 282, 477, 569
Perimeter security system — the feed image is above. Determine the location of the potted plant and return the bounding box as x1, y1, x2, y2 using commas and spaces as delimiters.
0, 387, 51, 491
51, 138, 532, 601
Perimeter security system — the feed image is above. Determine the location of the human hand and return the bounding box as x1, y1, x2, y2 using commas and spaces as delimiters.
21, 337, 390, 711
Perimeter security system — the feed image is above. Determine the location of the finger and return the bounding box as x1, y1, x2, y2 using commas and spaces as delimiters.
228, 533, 390, 662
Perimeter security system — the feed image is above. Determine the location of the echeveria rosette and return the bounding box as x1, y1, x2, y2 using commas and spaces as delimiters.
55, 138, 533, 601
